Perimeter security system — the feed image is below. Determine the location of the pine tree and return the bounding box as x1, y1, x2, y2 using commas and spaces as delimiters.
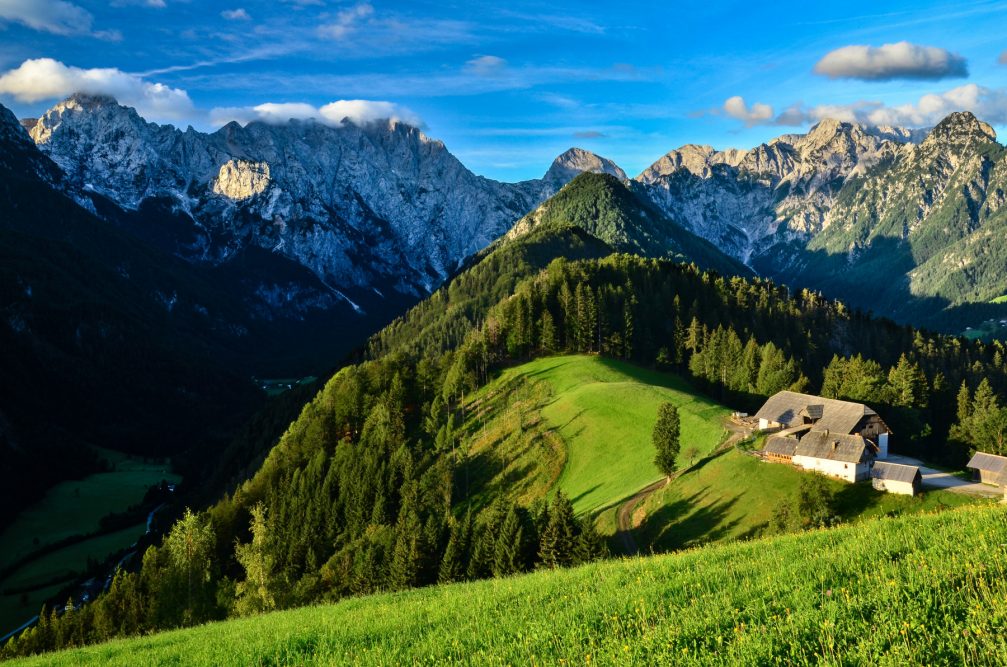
957, 380, 972, 424
492, 504, 525, 577
438, 519, 464, 584
538, 492, 576, 569
163, 508, 215, 625
652, 402, 681, 477
234, 503, 278, 616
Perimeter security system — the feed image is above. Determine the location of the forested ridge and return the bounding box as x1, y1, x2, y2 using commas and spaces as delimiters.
9, 176, 1007, 658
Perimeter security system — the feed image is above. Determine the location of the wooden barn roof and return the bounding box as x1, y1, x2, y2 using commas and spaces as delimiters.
764, 435, 798, 457
966, 452, 1007, 474
870, 461, 921, 484
793, 431, 870, 464
754, 391, 882, 434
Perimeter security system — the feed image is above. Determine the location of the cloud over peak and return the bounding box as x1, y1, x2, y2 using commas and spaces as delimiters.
715, 84, 1007, 130
210, 100, 423, 128
0, 58, 194, 121
814, 41, 968, 81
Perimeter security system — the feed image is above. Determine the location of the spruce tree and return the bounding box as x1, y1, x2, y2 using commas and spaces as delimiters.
538, 492, 576, 569
234, 503, 278, 616
438, 520, 464, 584
653, 402, 681, 477
492, 505, 526, 577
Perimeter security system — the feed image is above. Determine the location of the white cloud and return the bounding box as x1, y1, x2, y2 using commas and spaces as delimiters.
221, 8, 250, 21
464, 55, 507, 77
0, 58, 194, 121
814, 41, 968, 81
0, 0, 93, 35
110, 0, 166, 6
722, 96, 773, 126
320, 100, 421, 126
716, 84, 1007, 129
318, 3, 373, 39
210, 99, 423, 128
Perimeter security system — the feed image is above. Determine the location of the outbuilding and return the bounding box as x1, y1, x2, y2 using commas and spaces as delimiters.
966, 452, 1007, 486
870, 461, 922, 496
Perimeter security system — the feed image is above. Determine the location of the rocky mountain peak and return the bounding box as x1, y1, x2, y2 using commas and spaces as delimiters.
544, 147, 627, 183
925, 111, 996, 146
64, 92, 120, 110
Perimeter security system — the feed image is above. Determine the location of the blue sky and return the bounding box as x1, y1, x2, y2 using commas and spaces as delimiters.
1, 0, 1007, 181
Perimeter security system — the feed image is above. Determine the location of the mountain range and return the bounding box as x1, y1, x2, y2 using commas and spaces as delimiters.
22, 94, 1007, 337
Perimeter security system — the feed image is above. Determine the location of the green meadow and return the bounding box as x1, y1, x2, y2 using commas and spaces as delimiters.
14, 503, 1007, 666
636, 445, 977, 551
0, 449, 178, 633
462, 355, 729, 515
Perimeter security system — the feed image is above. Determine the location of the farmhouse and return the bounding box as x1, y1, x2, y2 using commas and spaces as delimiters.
966, 452, 1007, 487
870, 462, 922, 496
754, 391, 891, 458
791, 431, 873, 482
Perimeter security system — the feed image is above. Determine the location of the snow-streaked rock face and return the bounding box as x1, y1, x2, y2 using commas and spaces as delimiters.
28, 94, 619, 301
634, 119, 922, 263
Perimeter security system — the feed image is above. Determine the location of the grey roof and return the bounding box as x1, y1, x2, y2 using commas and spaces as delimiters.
754, 391, 882, 434
799, 405, 824, 420
966, 452, 1007, 474
764, 436, 798, 457
871, 461, 921, 484
793, 431, 870, 464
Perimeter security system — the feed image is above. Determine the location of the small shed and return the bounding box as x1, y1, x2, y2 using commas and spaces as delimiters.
763, 435, 798, 463
870, 461, 922, 496
966, 452, 1007, 486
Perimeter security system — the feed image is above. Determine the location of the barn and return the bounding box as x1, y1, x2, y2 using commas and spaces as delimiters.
754, 391, 891, 458
791, 431, 873, 482
966, 452, 1007, 486
870, 462, 922, 496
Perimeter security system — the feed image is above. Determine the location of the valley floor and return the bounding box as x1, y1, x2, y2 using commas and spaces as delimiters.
0, 449, 178, 635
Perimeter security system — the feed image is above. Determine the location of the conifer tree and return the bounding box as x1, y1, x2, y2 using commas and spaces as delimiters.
538, 492, 576, 569
438, 519, 464, 584
653, 402, 681, 477
234, 503, 278, 616
492, 504, 526, 577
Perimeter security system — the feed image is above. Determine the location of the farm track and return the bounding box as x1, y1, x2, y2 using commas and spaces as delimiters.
615, 419, 751, 555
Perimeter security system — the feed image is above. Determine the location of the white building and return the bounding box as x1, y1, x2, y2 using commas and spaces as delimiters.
870, 462, 922, 496
790, 431, 873, 482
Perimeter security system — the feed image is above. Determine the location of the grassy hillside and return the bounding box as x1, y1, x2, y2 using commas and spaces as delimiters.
17, 502, 1007, 666
635, 446, 976, 551
461, 356, 729, 515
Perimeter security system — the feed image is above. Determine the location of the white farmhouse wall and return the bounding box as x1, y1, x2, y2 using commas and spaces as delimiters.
759, 418, 770, 430
792, 456, 868, 482
871, 478, 915, 495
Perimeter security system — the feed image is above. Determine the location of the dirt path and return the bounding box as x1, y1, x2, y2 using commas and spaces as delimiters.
614, 420, 752, 555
